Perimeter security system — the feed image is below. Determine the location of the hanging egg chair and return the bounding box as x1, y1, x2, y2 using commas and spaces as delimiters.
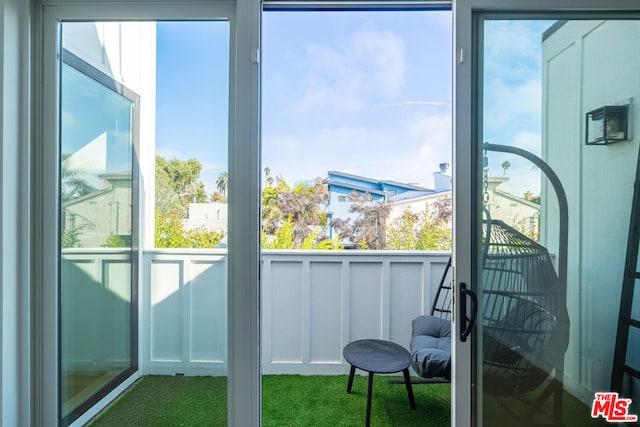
478, 143, 570, 425
481, 218, 570, 397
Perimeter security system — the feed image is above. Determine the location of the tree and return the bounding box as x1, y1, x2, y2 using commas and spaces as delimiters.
216, 171, 228, 196
261, 168, 336, 249
387, 202, 452, 250
261, 214, 343, 250
155, 155, 208, 217
154, 156, 220, 248
501, 160, 511, 176
154, 209, 224, 248
61, 155, 98, 203
209, 191, 228, 203
61, 153, 98, 248
331, 192, 391, 250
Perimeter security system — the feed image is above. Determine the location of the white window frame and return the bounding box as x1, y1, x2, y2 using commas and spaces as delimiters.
33, 1, 261, 426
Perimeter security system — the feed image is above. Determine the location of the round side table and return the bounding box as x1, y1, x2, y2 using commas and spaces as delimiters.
343, 339, 416, 426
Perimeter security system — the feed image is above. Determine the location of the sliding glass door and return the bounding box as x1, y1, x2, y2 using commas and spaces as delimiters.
38, 2, 261, 424
455, 1, 640, 425
59, 23, 140, 425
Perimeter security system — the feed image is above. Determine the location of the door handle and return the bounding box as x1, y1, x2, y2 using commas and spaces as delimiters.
459, 282, 478, 342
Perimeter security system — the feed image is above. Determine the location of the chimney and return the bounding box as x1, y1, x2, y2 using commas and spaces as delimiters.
434, 163, 452, 192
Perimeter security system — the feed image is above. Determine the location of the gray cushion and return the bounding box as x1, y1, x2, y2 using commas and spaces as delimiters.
410, 315, 451, 379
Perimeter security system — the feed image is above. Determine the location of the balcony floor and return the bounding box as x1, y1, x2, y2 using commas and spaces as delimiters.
86, 375, 451, 426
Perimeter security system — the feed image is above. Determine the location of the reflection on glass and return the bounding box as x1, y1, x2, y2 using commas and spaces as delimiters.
480, 18, 640, 426
60, 53, 137, 423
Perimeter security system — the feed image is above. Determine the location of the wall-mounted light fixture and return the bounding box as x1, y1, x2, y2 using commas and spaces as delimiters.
585, 105, 629, 145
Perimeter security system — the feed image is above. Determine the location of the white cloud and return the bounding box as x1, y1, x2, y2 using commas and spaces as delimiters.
483, 21, 551, 82
262, 120, 451, 188
294, 29, 406, 116
512, 132, 541, 156
484, 78, 541, 132
351, 29, 406, 97
369, 100, 450, 109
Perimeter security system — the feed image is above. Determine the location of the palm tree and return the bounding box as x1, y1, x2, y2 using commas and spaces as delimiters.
216, 171, 228, 195
501, 160, 511, 176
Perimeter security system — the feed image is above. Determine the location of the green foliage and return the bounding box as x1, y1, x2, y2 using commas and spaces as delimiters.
262, 215, 295, 249
154, 156, 221, 249
501, 160, 511, 176
359, 238, 369, 249
216, 171, 228, 195
155, 209, 224, 249
103, 233, 130, 248
155, 156, 208, 217
209, 191, 228, 203
387, 204, 452, 251
386, 210, 419, 250
61, 224, 85, 249
262, 214, 343, 250
61, 153, 98, 203
261, 168, 333, 249
511, 214, 540, 242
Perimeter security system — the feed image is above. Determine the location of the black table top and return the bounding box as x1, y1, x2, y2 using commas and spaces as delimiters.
343, 339, 411, 374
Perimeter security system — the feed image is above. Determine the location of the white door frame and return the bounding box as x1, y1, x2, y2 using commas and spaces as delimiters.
34, 1, 261, 426
452, 1, 640, 425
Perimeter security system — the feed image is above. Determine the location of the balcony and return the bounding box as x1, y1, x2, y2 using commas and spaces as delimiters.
65, 249, 451, 424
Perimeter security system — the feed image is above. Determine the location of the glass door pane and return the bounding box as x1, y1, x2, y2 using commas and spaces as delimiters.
58, 20, 231, 425
477, 16, 640, 426
60, 33, 138, 424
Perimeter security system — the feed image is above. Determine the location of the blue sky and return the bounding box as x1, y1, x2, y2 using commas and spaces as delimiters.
156, 21, 230, 194
262, 11, 452, 189
155, 15, 549, 197
482, 20, 554, 196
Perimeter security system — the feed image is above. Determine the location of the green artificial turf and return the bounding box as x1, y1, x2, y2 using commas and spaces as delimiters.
87, 376, 228, 426
262, 375, 450, 427
87, 375, 451, 427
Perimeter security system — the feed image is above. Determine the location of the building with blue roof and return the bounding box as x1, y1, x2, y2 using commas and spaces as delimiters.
324, 167, 452, 241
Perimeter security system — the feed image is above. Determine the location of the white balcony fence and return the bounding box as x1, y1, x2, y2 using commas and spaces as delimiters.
64, 249, 451, 377
260, 250, 450, 375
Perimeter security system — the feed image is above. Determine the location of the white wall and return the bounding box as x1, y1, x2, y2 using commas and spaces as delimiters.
184, 202, 228, 234
543, 20, 640, 403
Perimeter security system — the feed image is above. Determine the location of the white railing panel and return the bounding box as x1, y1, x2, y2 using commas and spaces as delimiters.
259, 251, 450, 375
270, 261, 304, 363
142, 250, 450, 376
61, 250, 132, 371
189, 259, 227, 362
309, 262, 343, 364
150, 261, 183, 362
389, 262, 425, 346
144, 250, 227, 376
349, 262, 384, 341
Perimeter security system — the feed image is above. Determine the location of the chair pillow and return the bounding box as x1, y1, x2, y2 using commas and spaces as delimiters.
410, 315, 452, 379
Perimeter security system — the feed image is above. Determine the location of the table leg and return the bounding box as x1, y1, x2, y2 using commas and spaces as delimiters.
347, 365, 356, 393
403, 368, 416, 410
366, 372, 374, 427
